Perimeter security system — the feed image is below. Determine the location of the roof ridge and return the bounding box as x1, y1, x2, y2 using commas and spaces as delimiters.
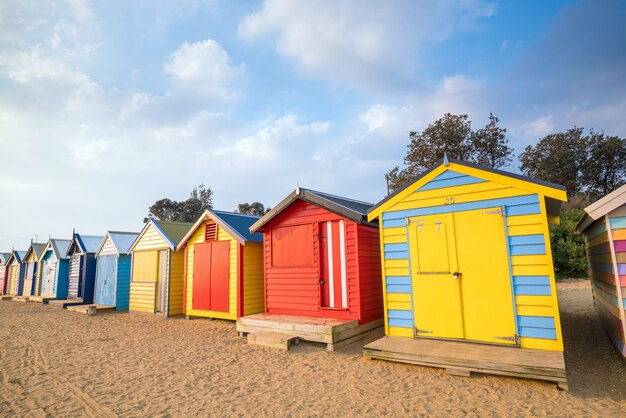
212, 209, 261, 219
303, 188, 373, 205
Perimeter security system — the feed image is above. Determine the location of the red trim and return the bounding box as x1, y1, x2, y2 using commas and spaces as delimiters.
182, 245, 188, 314
237, 244, 244, 317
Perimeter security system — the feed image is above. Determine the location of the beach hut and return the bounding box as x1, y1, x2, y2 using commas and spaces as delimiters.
237, 187, 383, 350
576, 184, 626, 358
32, 238, 71, 302
5, 250, 26, 297
128, 219, 193, 317
92, 231, 139, 310
49, 233, 104, 307
19, 242, 46, 297
177, 210, 264, 320
362, 157, 569, 389
0, 253, 10, 295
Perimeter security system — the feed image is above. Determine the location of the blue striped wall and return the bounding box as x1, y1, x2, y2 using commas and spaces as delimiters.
382, 175, 556, 341
56, 259, 70, 300
116, 255, 131, 310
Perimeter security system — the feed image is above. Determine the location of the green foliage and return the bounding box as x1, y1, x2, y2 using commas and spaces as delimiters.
386, 113, 513, 194
237, 202, 270, 216
549, 207, 588, 280
146, 184, 213, 222
582, 132, 626, 200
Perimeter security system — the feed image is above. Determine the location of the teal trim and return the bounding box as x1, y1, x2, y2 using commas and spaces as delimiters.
417, 173, 485, 191
505, 203, 541, 216
518, 316, 555, 328
387, 284, 411, 294
384, 243, 408, 252
508, 234, 544, 245
509, 244, 546, 255
609, 216, 626, 230
386, 276, 411, 285
388, 309, 413, 319
513, 275, 550, 286
384, 251, 409, 260
388, 318, 413, 328
519, 327, 557, 340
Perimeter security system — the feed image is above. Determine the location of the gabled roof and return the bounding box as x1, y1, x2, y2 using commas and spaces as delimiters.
250, 187, 376, 233
368, 157, 568, 221
38, 239, 72, 261
7, 250, 26, 265
178, 210, 263, 249
95, 231, 140, 257
129, 219, 194, 252
0, 253, 10, 264
576, 183, 626, 233
23, 243, 46, 263
66, 233, 104, 256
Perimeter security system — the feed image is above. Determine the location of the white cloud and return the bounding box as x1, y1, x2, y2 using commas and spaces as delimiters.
512, 116, 555, 145
239, 0, 495, 92
164, 39, 245, 104
71, 139, 110, 170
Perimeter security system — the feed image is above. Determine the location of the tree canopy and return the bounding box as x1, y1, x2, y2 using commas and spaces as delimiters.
236, 202, 270, 216
145, 184, 214, 223
386, 113, 513, 194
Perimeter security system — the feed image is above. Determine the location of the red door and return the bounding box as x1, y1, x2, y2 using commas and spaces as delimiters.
192, 241, 230, 312
319, 220, 348, 309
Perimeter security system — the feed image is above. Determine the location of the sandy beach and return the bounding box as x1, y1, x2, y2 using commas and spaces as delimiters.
0, 279, 624, 416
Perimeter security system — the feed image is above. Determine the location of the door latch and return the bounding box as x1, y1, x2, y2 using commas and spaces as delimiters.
452, 272, 461, 279
319, 279, 325, 285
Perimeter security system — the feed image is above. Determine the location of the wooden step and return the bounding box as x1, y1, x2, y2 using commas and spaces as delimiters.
29, 296, 56, 304
66, 304, 115, 314
0, 295, 14, 300
247, 331, 300, 351
48, 299, 85, 308
12, 296, 30, 303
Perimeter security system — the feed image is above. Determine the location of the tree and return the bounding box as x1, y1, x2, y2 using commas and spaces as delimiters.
237, 202, 270, 216
145, 184, 213, 222
582, 132, 626, 200
470, 113, 513, 168
519, 127, 587, 195
549, 207, 588, 279
386, 113, 513, 193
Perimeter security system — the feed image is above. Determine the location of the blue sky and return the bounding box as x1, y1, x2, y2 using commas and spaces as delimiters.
1, 0, 625, 250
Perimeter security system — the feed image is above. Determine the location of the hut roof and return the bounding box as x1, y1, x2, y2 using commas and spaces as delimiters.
250, 187, 376, 233
66, 234, 105, 256
95, 231, 139, 257
178, 210, 263, 248
23, 243, 46, 263
0, 253, 10, 264
130, 219, 194, 251
368, 157, 568, 221
38, 238, 72, 261
8, 250, 26, 265
576, 183, 626, 233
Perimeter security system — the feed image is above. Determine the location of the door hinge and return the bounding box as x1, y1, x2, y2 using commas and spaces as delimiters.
414, 327, 433, 336
483, 209, 502, 215
495, 334, 520, 344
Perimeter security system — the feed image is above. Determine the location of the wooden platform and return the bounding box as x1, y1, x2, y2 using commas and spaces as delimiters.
29, 296, 56, 304
363, 336, 568, 390
0, 295, 14, 300
66, 304, 115, 314
247, 331, 300, 350
12, 296, 30, 303
237, 313, 383, 351
48, 299, 86, 308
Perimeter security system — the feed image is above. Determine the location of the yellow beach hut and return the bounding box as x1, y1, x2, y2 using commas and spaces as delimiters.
363, 157, 569, 389
5, 250, 26, 297
177, 210, 264, 320
128, 219, 193, 317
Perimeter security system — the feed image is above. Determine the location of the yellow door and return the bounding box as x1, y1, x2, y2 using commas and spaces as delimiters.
8, 266, 17, 295
409, 213, 463, 339
409, 207, 517, 345
455, 207, 517, 345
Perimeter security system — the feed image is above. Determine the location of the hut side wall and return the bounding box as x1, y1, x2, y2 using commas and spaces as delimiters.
584, 214, 626, 357
116, 255, 131, 310
55, 259, 70, 300
356, 224, 384, 325
378, 167, 563, 351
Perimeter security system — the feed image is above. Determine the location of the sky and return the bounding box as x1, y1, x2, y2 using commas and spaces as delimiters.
1, 0, 625, 250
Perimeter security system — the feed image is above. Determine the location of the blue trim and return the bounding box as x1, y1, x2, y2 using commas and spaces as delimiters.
386, 284, 411, 294
417, 173, 485, 191
505, 203, 541, 216
386, 276, 411, 285
518, 316, 555, 328
509, 244, 546, 255
382, 194, 538, 227
514, 285, 551, 296
388, 309, 413, 319
384, 251, 409, 260
384, 243, 409, 252
429, 170, 465, 181
513, 275, 550, 286
609, 216, 626, 230
519, 327, 557, 340
508, 234, 544, 245
388, 318, 413, 328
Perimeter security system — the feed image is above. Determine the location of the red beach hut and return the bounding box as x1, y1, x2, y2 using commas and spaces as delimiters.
237, 187, 383, 350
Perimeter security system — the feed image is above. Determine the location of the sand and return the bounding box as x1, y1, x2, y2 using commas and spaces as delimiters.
0, 279, 624, 417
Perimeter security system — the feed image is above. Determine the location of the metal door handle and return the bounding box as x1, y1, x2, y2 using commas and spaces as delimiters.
319, 279, 325, 285
453, 272, 461, 279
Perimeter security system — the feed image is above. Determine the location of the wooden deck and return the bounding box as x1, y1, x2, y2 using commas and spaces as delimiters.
66, 304, 115, 314
28, 296, 56, 304
12, 296, 30, 303
48, 299, 85, 308
0, 295, 14, 300
237, 313, 383, 351
363, 336, 568, 390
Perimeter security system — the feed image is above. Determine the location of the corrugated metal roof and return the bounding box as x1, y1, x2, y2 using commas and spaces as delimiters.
303, 188, 373, 216
154, 220, 194, 247
50, 239, 72, 260
76, 234, 105, 254
23, 243, 46, 263
211, 210, 263, 243
108, 231, 140, 255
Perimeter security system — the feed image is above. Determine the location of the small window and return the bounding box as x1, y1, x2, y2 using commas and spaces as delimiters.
205, 222, 218, 241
